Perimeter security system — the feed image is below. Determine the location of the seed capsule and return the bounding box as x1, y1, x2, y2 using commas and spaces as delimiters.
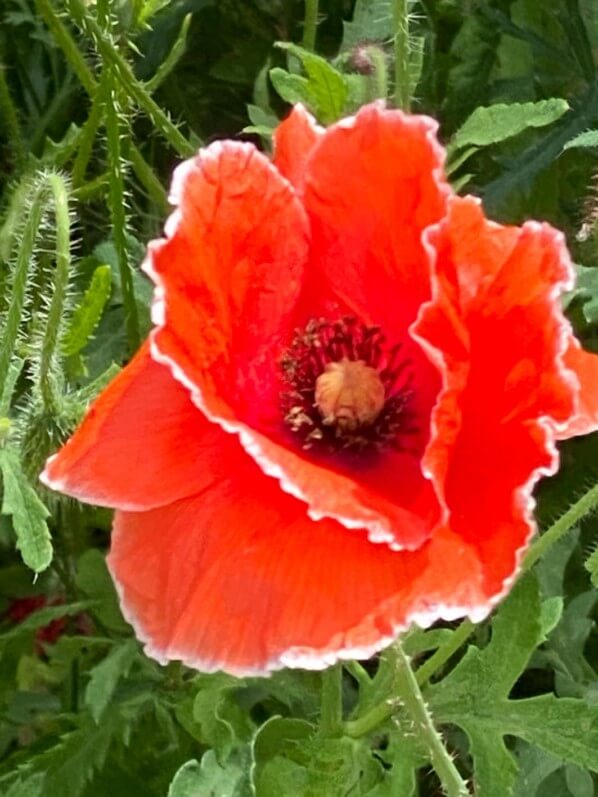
315, 358, 385, 432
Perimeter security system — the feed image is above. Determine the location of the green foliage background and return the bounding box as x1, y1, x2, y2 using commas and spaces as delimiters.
0, 1, 598, 795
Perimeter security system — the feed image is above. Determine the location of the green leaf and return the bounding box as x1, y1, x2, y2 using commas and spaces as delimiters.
75, 550, 129, 633
513, 743, 562, 797
191, 673, 254, 759
4, 773, 45, 797
450, 98, 569, 151
270, 43, 348, 124
539, 596, 564, 638
584, 545, 598, 587
563, 128, 598, 149
341, 0, 394, 51
84, 640, 138, 723
167, 750, 249, 797
428, 576, 598, 794
0, 447, 52, 573
62, 265, 112, 357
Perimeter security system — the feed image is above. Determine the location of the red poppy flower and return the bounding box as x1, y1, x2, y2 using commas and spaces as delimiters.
41, 104, 598, 675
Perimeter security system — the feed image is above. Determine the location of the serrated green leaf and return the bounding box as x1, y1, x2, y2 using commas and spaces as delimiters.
563, 128, 598, 150
0, 447, 52, 573
62, 265, 112, 357
428, 576, 598, 793
85, 639, 138, 723
450, 98, 569, 152
271, 43, 348, 124
462, 724, 518, 797
4, 773, 45, 797
167, 750, 249, 797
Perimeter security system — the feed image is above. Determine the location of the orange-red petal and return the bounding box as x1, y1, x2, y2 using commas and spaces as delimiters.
147, 122, 441, 549
108, 430, 486, 676
299, 103, 451, 342
559, 339, 598, 438
146, 140, 310, 433
414, 196, 578, 597
273, 104, 323, 190
41, 341, 225, 510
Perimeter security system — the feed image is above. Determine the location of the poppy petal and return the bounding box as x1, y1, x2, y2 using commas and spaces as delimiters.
41, 341, 225, 510
145, 140, 310, 433
273, 104, 323, 190
300, 103, 451, 342
108, 432, 486, 676
147, 131, 440, 549
414, 196, 578, 596
559, 339, 598, 438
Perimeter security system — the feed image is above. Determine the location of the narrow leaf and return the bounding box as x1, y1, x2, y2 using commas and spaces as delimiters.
563, 128, 598, 150
0, 447, 52, 573
85, 639, 138, 723
62, 265, 112, 356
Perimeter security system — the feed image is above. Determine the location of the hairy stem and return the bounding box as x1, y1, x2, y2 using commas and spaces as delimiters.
392, 644, 470, 796
523, 481, 598, 570
393, 0, 411, 110
39, 173, 72, 412
0, 182, 46, 400
66, 0, 196, 156
105, 81, 140, 352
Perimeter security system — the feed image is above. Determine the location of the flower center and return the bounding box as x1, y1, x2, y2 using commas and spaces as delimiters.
280, 317, 417, 456
315, 359, 385, 431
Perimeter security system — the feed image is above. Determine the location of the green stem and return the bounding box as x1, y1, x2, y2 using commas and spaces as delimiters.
393, 0, 411, 110
39, 173, 72, 413
522, 481, 598, 571
416, 621, 475, 687
392, 644, 470, 797
302, 0, 319, 52
35, 0, 96, 94
65, 0, 196, 157
105, 80, 140, 353
364, 46, 389, 102
72, 69, 110, 187
0, 181, 46, 399
0, 65, 25, 169
320, 664, 343, 737
130, 144, 169, 213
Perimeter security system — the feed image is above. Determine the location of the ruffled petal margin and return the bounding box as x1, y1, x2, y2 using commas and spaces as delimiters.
559, 339, 598, 438
147, 114, 442, 550
414, 196, 579, 597
41, 341, 226, 511
108, 430, 486, 676
145, 140, 310, 433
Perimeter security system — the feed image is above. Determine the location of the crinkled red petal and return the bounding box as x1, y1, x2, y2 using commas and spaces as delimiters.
146, 140, 310, 433
41, 341, 224, 510
558, 339, 598, 438
147, 120, 442, 550
414, 196, 578, 598
273, 104, 323, 190
299, 103, 451, 342
108, 429, 486, 676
